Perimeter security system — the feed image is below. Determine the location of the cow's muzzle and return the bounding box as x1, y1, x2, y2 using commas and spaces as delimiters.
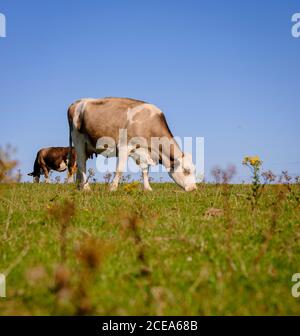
185, 184, 197, 192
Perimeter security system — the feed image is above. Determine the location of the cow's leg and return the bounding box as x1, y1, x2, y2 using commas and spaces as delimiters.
110, 146, 128, 191
67, 165, 76, 183
72, 130, 90, 191
76, 151, 90, 191
142, 167, 152, 191
41, 167, 50, 183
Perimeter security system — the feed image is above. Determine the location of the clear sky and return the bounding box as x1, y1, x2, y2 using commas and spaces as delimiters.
0, 0, 299, 182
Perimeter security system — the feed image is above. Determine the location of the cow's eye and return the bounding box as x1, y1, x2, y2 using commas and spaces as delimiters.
183, 168, 190, 176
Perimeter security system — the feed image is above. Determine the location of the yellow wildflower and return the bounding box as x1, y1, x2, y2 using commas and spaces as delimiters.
123, 181, 139, 193
243, 156, 262, 167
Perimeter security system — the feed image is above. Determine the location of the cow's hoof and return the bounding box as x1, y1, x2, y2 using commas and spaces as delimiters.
82, 183, 91, 192
144, 187, 153, 191
109, 184, 118, 192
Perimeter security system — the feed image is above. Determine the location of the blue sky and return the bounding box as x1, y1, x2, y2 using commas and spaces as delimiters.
0, 0, 299, 182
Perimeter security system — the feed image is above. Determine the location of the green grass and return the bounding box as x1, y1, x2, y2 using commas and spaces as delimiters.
0, 182, 300, 315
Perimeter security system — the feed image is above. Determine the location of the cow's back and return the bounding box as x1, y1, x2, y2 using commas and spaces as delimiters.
42, 147, 74, 170
69, 97, 173, 147
83, 98, 145, 142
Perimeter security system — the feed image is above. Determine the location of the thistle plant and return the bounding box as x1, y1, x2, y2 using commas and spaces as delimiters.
243, 156, 263, 209
0, 145, 18, 182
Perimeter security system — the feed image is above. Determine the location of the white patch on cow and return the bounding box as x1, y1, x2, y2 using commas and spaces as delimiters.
127, 104, 144, 123
57, 161, 67, 172
128, 147, 155, 170
147, 104, 163, 116
72, 98, 95, 130
73, 101, 85, 130
127, 103, 162, 124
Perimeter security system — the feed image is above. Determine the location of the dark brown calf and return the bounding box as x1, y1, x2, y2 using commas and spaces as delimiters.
28, 147, 77, 183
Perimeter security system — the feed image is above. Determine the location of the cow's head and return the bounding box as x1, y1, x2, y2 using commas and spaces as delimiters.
168, 152, 197, 191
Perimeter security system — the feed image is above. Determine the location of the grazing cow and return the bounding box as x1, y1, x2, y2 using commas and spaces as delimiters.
67, 97, 197, 191
28, 147, 77, 183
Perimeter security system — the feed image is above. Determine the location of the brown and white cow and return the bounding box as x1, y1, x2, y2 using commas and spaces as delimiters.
28, 147, 77, 183
67, 97, 197, 191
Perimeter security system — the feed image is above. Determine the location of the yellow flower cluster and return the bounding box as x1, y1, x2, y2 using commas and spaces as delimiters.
243, 156, 262, 167
123, 181, 139, 193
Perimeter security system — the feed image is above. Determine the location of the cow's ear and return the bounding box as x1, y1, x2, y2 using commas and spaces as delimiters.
168, 157, 180, 172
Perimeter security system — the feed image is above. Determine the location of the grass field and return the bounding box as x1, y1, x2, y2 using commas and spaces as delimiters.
0, 181, 300, 315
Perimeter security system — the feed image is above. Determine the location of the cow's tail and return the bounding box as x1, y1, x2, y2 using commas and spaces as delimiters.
28, 153, 40, 177
67, 107, 73, 170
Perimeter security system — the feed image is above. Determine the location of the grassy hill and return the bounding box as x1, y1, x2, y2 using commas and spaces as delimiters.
0, 182, 300, 315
